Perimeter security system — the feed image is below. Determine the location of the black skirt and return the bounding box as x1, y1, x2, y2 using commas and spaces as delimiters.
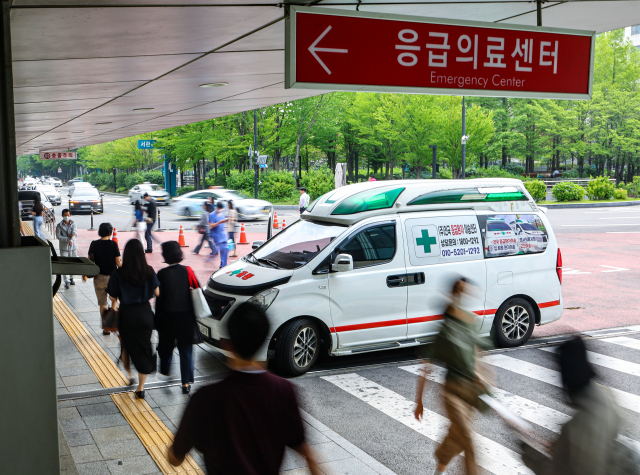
118, 302, 156, 375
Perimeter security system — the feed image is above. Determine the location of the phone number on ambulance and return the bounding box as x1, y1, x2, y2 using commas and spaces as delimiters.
442, 247, 481, 257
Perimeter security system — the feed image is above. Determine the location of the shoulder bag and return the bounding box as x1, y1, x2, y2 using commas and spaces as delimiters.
186, 266, 212, 319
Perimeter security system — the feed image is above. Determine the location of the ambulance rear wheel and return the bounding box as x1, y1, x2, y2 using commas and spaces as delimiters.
493, 298, 535, 348
275, 319, 320, 376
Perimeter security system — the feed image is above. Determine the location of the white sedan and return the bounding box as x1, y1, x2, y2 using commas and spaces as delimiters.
170, 188, 272, 220
128, 183, 171, 205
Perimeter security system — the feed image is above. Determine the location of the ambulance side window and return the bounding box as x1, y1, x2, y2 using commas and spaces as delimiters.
478, 213, 549, 258
340, 224, 396, 269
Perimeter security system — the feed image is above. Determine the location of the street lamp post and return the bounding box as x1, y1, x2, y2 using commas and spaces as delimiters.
461, 96, 466, 179
253, 109, 258, 199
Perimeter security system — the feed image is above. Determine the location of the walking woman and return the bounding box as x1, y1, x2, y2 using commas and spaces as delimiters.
107, 239, 160, 399
156, 241, 198, 394
134, 200, 146, 245
32, 193, 45, 239
192, 202, 216, 256
227, 200, 238, 257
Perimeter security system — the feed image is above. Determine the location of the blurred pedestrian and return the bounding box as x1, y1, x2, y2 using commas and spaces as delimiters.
32, 193, 44, 239
156, 241, 197, 394
107, 239, 159, 398
88, 223, 122, 334
208, 202, 228, 269
143, 192, 157, 253
192, 202, 217, 256
134, 200, 146, 245
299, 187, 310, 214
521, 336, 634, 475
414, 278, 491, 475
167, 302, 320, 475
227, 200, 238, 257
369, 176, 377, 181
56, 208, 78, 289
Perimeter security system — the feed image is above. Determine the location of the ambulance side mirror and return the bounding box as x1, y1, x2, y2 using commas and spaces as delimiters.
332, 254, 353, 273
252, 240, 265, 251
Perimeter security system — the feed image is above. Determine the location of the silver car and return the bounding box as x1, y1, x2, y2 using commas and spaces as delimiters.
129, 183, 170, 206
36, 184, 62, 206
170, 188, 272, 220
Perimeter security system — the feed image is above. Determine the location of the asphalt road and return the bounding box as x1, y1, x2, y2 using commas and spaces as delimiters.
53, 187, 301, 234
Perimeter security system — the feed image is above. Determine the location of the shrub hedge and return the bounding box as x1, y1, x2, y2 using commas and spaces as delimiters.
552, 182, 585, 201
586, 176, 615, 200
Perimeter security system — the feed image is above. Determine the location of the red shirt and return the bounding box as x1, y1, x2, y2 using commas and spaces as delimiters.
172, 371, 305, 475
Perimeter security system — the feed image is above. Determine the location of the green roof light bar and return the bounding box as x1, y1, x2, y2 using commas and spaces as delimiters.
332, 187, 405, 215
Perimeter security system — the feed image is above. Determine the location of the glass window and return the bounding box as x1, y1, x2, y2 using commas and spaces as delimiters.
340, 224, 396, 268
251, 220, 347, 270
631, 25, 640, 35
479, 214, 548, 258
332, 187, 405, 215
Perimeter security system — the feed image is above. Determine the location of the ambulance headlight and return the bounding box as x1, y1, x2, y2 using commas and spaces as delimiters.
247, 288, 279, 311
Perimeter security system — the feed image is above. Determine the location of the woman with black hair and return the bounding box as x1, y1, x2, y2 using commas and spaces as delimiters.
107, 239, 160, 398
156, 241, 198, 394
31, 193, 44, 238
522, 336, 627, 475
134, 200, 146, 245
88, 222, 122, 332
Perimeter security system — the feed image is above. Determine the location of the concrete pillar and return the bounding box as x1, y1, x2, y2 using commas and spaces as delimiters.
0, 2, 61, 473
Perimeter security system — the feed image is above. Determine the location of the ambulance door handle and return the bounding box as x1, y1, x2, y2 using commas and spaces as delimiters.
386, 275, 405, 287
412, 273, 425, 285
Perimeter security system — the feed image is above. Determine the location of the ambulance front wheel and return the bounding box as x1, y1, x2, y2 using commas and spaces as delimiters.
275, 319, 320, 376
493, 298, 535, 348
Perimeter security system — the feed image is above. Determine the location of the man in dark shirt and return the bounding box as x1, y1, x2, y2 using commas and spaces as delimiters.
143, 193, 157, 253
88, 222, 122, 334
168, 302, 320, 475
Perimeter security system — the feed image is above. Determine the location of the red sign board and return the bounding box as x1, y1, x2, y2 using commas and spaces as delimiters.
286, 7, 595, 99
40, 151, 77, 160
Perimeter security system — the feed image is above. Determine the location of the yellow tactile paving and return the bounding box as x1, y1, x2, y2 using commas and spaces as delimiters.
53, 295, 204, 474
21, 221, 34, 236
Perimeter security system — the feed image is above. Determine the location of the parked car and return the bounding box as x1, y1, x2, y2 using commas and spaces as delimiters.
196, 179, 563, 375
68, 187, 104, 214
68, 181, 94, 196
170, 188, 271, 220
36, 184, 62, 206
128, 182, 170, 206
21, 177, 38, 190
18, 190, 55, 223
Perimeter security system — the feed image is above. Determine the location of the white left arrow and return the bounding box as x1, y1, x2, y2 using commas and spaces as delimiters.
308, 25, 348, 75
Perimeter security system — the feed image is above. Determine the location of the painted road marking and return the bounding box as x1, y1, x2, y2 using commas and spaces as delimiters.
599, 265, 630, 272
400, 363, 640, 451
322, 373, 531, 475
400, 363, 569, 433
598, 217, 640, 219
541, 346, 640, 378
563, 267, 591, 275
484, 353, 640, 414
606, 232, 640, 234
561, 224, 640, 227
603, 336, 640, 351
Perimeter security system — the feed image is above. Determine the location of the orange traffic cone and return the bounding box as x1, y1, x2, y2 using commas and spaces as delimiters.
238, 223, 249, 245
178, 225, 189, 247
112, 228, 119, 248
282, 218, 286, 228
273, 211, 279, 229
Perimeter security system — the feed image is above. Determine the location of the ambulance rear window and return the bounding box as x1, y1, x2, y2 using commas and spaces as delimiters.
487, 222, 512, 231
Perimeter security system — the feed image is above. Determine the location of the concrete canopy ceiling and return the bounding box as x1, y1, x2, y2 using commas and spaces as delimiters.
10, 0, 640, 155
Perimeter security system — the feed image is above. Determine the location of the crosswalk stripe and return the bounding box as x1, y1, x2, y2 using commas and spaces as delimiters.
399, 363, 569, 434
485, 353, 640, 415
603, 336, 640, 352
540, 346, 640, 378
400, 363, 640, 452
322, 373, 532, 475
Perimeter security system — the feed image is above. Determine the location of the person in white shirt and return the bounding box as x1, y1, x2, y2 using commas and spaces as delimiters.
299, 187, 310, 214
55, 209, 78, 289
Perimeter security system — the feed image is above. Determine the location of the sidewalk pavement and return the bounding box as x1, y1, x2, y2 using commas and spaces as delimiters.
55, 279, 394, 475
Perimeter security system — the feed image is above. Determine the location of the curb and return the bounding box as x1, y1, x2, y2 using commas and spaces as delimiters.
541, 201, 640, 209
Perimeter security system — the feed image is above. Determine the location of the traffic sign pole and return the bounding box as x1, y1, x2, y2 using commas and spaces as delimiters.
253, 110, 258, 199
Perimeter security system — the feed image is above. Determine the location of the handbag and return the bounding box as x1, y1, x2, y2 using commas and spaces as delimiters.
228, 238, 236, 252
101, 306, 119, 332
197, 225, 207, 234
186, 266, 212, 319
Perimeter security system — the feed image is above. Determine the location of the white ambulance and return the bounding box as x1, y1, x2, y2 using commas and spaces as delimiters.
196, 179, 563, 375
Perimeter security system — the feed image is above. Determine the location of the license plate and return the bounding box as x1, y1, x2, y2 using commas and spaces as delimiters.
81, 205, 91, 209
197, 322, 210, 338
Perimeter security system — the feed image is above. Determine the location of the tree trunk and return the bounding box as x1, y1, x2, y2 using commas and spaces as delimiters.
355, 150, 359, 183
501, 145, 507, 168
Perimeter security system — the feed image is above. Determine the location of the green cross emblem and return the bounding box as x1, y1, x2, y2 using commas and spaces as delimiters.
227, 268, 242, 276
416, 229, 437, 253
